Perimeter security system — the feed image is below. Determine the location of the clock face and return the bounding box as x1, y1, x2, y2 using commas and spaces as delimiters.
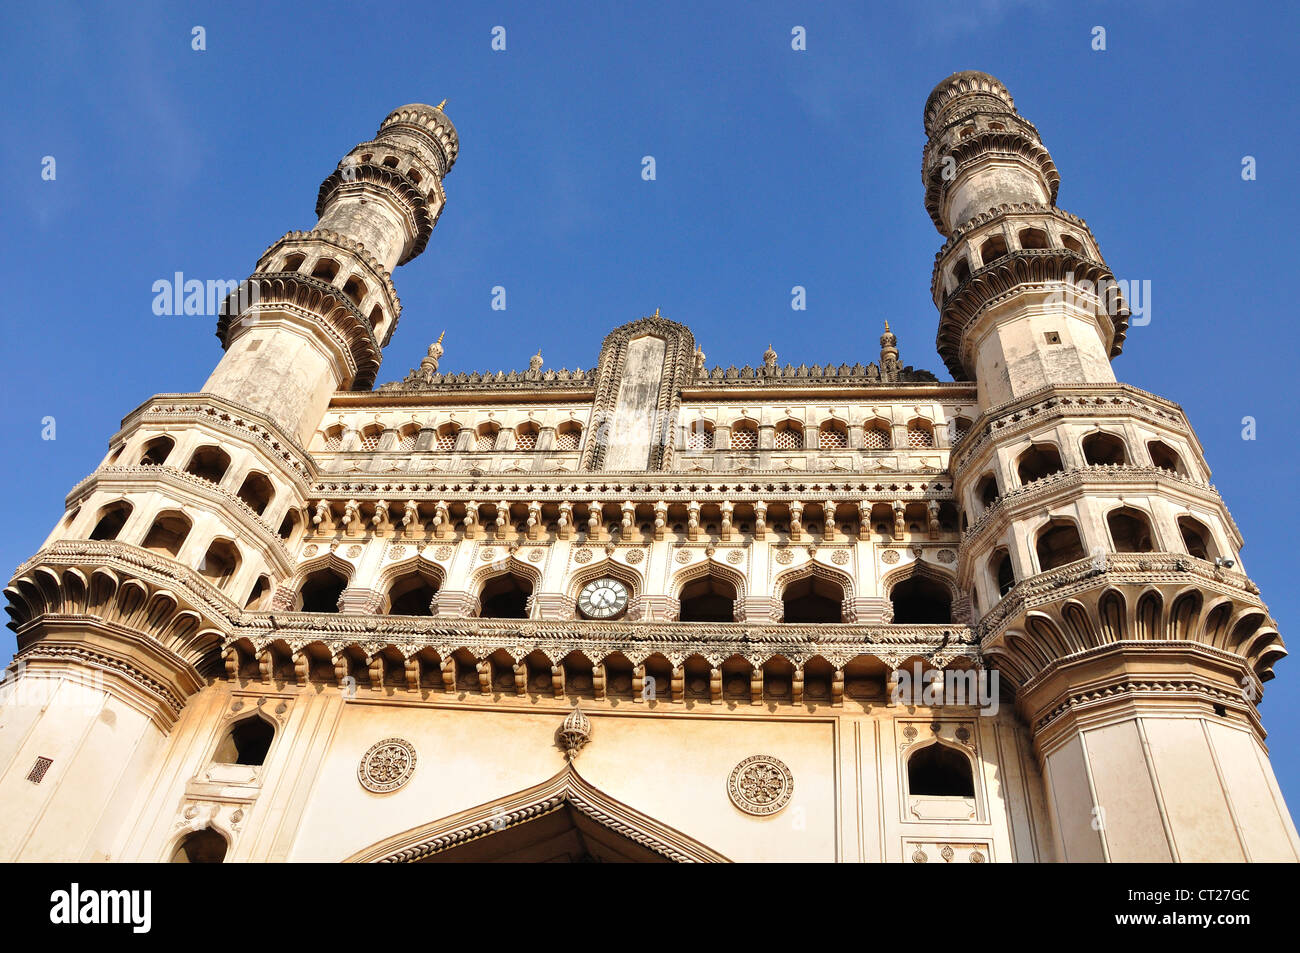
578, 578, 629, 619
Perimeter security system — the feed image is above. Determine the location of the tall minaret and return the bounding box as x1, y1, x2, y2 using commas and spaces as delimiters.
0, 106, 458, 861
930, 72, 1298, 861
205, 102, 458, 444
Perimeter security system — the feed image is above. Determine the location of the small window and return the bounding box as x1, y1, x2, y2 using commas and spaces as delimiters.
730, 423, 758, 451
906, 423, 934, 449
555, 425, 582, 451
687, 421, 715, 450
980, 235, 1008, 263
863, 424, 891, 450
475, 428, 498, 452
139, 436, 174, 466
310, 258, 339, 282
213, 716, 274, 766
1019, 227, 1050, 250
818, 423, 847, 450
90, 501, 133, 541
1044, 331, 1061, 345
358, 426, 383, 452
434, 426, 458, 451
514, 425, 539, 451
908, 743, 975, 797
774, 423, 803, 450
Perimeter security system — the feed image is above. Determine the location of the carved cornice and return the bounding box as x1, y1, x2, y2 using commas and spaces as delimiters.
937, 250, 1128, 380
378, 103, 459, 172
315, 163, 434, 265
215, 272, 382, 390
923, 129, 1060, 235
379, 366, 596, 393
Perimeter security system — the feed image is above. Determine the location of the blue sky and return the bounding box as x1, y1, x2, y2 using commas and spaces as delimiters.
3, 1, 1299, 808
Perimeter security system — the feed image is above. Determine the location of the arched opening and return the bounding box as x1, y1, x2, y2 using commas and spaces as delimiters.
1036, 519, 1086, 571
90, 501, 132, 541
975, 473, 1000, 509
949, 416, 972, 444
906, 421, 935, 449
198, 538, 240, 588
142, 511, 191, 557
890, 575, 953, 624
138, 436, 174, 466
235, 472, 275, 515
514, 423, 539, 451
1061, 234, 1084, 254
342, 275, 367, 307
298, 568, 347, 613
781, 576, 844, 623
278, 509, 301, 541
1178, 516, 1218, 562
310, 258, 339, 282
862, 421, 891, 450
774, 421, 803, 450
357, 426, 383, 451
395, 425, 419, 451
1082, 431, 1127, 466
1018, 227, 1050, 250
244, 575, 272, 610
555, 423, 582, 451
387, 571, 439, 616
1016, 444, 1063, 485
1107, 507, 1155, 553
169, 828, 227, 864
185, 446, 231, 484
818, 421, 848, 450
213, 715, 274, 766
474, 425, 499, 453
908, 743, 975, 797
686, 420, 714, 450
1148, 440, 1186, 475
434, 424, 458, 451
953, 257, 971, 284
980, 234, 1008, 264
678, 573, 736, 622
991, 548, 1015, 596
730, 421, 758, 451
479, 572, 532, 619
321, 425, 345, 451
281, 252, 306, 273
369, 305, 384, 336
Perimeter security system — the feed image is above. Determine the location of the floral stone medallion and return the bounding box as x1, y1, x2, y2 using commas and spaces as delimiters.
727, 754, 794, 816
358, 737, 417, 794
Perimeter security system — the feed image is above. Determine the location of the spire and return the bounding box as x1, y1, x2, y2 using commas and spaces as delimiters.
419, 331, 445, 376
879, 321, 900, 381
529, 348, 544, 374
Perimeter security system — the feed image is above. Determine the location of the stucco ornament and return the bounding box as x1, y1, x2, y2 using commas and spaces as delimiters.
727, 755, 794, 816
358, 737, 417, 793
557, 705, 592, 761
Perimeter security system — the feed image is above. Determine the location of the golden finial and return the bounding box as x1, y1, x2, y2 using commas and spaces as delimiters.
652, 307, 661, 319
884, 320, 890, 331
437, 330, 445, 345
436, 99, 448, 110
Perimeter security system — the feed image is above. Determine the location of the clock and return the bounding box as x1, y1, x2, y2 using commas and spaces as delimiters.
578, 577, 629, 620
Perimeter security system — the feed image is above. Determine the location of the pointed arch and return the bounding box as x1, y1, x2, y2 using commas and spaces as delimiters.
346, 763, 731, 863
881, 559, 958, 624
567, 557, 644, 603
670, 557, 748, 604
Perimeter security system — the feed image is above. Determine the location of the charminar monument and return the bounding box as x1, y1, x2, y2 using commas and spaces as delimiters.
1, 72, 1294, 862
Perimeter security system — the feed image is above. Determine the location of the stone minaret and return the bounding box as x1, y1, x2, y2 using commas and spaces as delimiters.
0, 106, 457, 861
930, 72, 1297, 861
205, 103, 458, 445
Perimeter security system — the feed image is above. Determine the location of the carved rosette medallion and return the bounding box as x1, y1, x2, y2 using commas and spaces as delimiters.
937, 548, 956, 564
727, 755, 794, 816
674, 549, 692, 564
774, 549, 794, 565
830, 549, 850, 565
346, 545, 363, 558
527, 548, 545, 562
434, 545, 453, 560
726, 549, 744, 564
881, 549, 901, 564
358, 737, 417, 794
573, 547, 594, 564
480, 547, 498, 561
624, 549, 645, 564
